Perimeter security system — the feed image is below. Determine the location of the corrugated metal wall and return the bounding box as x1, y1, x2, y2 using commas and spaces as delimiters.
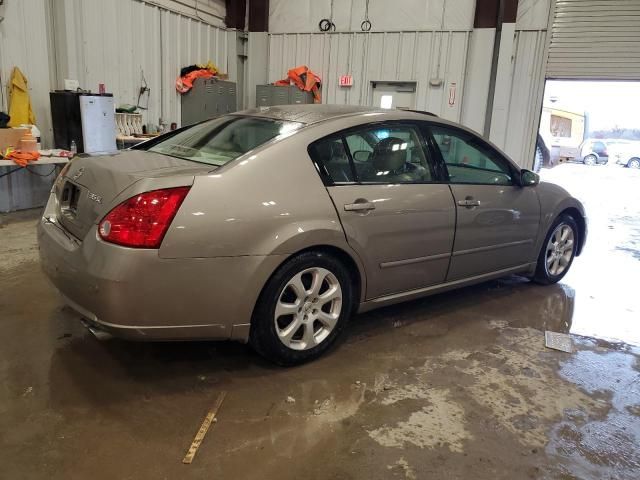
488, 27, 549, 168
55, 0, 236, 128
269, 0, 476, 33
0, 0, 236, 211
0, 0, 57, 212
503, 30, 548, 165
267, 27, 549, 168
0, 0, 53, 144
548, 0, 640, 79
268, 31, 470, 121
160, 8, 236, 124
55, 0, 163, 130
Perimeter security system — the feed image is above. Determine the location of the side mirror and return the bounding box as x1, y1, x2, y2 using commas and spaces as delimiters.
520, 169, 539, 186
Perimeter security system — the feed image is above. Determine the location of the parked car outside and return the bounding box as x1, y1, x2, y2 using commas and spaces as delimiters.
608, 140, 640, 169
38, 105, 587, 365
579, 139, 609, 165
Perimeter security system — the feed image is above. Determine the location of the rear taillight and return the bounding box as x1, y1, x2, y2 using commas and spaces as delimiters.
98, 187, 190, 248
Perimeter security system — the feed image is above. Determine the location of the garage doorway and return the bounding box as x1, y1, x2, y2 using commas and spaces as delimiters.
370, 82, 416, 110
535, 79, 640, 346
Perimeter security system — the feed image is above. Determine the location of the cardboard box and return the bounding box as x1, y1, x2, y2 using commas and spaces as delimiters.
0, 128, 28, 153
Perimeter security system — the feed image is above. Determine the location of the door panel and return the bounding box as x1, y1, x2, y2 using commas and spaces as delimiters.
426, 123, 541, 281
447, 185, 540, 280
328, 184, 455, 298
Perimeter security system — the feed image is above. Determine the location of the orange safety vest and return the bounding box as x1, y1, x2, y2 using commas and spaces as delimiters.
275, 66, 322, 103
176, 70, 215, 94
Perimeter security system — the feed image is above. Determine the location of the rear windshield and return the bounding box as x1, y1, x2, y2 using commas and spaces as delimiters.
146, 116, 302, 166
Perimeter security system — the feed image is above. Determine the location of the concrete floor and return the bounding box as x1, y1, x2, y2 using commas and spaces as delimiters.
1, 164, 639, 479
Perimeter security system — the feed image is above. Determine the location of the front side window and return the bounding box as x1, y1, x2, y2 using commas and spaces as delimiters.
344, 126, 433, 183
430, 126, 513, 185
146, 116, 302, 167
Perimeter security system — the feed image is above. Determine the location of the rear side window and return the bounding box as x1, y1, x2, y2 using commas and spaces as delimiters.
344, 126, 433, 183
308, 137, 355, 183
308, 124, 434, 185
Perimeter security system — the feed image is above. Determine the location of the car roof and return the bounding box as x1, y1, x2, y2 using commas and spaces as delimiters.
231, 104, 437, 126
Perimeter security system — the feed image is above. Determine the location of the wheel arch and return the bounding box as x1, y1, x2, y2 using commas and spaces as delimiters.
559, 207, 586, 256
250, 244, 366, 328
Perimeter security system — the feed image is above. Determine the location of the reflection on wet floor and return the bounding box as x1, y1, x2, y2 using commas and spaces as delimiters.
548, 346, 640, 479
540, 163, 640, 345
1, 163, 639, 479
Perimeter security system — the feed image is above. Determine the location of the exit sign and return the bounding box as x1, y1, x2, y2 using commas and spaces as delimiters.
339, 75, 353, 87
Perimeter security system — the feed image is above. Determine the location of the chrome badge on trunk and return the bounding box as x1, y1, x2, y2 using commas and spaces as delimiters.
87, 191, 103, 204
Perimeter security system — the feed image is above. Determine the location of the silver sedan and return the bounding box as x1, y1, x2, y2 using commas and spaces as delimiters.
38, 105, 586, 364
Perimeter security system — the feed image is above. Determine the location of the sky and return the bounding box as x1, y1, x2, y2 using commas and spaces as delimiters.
544, 80, 640, 132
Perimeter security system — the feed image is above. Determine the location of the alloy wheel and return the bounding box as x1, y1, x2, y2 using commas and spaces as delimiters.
584, 155, 597, 166
545, 223, 575, 277
628, 158, 640, 169
274, 267, 343, 351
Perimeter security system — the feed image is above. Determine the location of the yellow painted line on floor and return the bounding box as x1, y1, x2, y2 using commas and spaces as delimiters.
182, 391, 227, 464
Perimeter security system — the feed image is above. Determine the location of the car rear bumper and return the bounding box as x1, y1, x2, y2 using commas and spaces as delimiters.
37, 195, 286, 342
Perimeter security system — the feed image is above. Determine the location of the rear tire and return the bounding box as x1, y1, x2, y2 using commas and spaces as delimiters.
249, 251, 353, 366
583, 154, 597, 166
627, 158, 640, 169
533, 214, 579, 285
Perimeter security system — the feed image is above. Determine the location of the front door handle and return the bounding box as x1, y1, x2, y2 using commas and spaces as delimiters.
344, 200, 376, 212
457, 198, 481, 208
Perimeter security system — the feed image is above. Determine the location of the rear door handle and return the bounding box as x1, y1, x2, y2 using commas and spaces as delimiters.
457, 198, 481, 207
344, 201, 376, 212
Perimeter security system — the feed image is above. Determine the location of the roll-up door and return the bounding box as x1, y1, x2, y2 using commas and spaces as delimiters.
547, 0, 640, 79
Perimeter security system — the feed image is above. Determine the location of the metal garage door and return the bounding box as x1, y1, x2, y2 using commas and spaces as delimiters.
547, 0, 640, 79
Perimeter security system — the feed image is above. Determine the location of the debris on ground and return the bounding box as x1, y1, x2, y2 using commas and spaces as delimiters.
183, 391, 227, 464
545, 331, 573, 353
313, 399, 332, 415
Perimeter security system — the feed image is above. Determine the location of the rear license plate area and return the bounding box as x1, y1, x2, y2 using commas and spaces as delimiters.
61, 182, 81, 218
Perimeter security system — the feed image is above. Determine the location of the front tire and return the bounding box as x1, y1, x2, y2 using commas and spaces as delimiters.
583, 154, 597, 166
250, 251, 353, 366
533, 215, 578, 285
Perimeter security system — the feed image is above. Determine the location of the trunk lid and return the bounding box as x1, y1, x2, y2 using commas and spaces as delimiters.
55, 150, 212, 240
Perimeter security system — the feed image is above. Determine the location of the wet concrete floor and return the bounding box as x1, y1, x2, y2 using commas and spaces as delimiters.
1, 164, 639, 479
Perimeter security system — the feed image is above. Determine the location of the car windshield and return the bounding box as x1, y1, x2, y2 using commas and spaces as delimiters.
147, 116, 302, 166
